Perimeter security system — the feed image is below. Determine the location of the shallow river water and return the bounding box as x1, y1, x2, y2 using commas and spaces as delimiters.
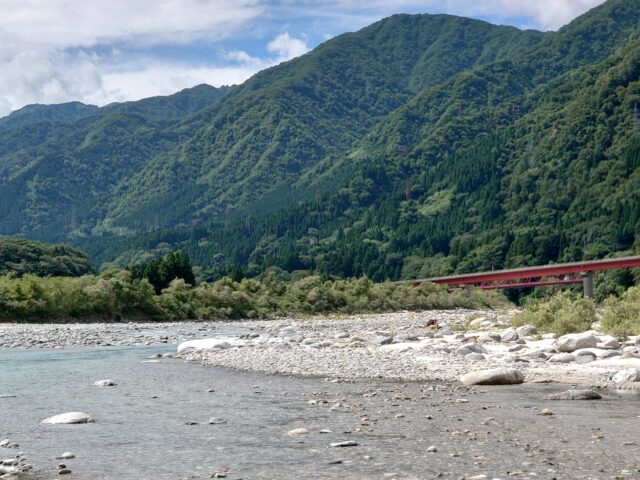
2, 345, 640, 479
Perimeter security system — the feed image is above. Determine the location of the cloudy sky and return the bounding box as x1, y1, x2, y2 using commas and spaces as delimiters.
0, 0, 606, 116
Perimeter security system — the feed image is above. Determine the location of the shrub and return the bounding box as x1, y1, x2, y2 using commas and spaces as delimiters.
601, 285, 640, 338
513, 291, 596, 335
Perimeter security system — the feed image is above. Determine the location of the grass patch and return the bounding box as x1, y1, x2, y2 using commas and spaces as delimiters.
601, 285, 640, 338
512, 291, 596, 335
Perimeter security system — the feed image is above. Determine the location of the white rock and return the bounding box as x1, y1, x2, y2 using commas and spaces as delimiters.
93, 379, 116, 387
59, 452, 75, 459
42, 412, 94, 425
177, 338, 233, 353
556, 333, 597, 353
460, 368, 525, 386
0, 466, 18, 474
612, 369, 640, 383
287, 428, 310, 436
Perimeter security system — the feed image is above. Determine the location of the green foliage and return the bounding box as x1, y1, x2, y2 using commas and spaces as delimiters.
512, 291, 596, 335
0, 271, 159, 322
128, 251, 195, 294
0, 237, 92, 277
0, 271, 506, 322
1, 0, 640, 293
601, 285, 640, 337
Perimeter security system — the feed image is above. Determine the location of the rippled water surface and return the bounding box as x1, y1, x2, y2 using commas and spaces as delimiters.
3, 345, 640, 480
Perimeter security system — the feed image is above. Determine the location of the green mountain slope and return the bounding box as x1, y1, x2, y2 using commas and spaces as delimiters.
1, 0, 639, 284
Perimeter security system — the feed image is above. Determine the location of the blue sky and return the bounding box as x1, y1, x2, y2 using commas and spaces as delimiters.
0, 0, 605, 116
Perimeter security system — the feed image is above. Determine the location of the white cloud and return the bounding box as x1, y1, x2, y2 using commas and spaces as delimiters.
0, 0, 608, 116
267, 32, 310, 61
0, 0, 262, 47
287, 0, 605, 30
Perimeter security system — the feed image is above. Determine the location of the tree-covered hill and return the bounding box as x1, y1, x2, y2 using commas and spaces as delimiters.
0, 237, 93, 277
1, 0, 639, 286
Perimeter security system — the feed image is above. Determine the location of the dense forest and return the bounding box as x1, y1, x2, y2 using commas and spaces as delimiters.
0, 0, 639, 289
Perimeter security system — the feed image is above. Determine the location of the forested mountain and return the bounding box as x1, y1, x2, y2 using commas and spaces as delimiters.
1, 0, 639, 284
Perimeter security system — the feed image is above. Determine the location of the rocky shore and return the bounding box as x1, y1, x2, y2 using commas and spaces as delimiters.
3, 310, 640, 389
175, 310, 640, 389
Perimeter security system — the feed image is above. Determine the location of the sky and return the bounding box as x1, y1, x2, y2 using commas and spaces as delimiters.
0, 0, 607, 117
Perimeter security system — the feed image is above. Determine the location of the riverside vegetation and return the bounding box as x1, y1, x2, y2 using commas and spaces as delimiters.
0, 271, 505, 322
0, 237, 507, 322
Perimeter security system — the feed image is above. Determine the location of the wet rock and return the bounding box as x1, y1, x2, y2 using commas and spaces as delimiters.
460, 368, 524, 386
612, 369, 640, 383
426, 446, 437, 453
556, 333, 597, 353
546, 389, 602, 401
287, 428, 310, 436
57, 453, 75, 460
58, 468, 72, 475
42, 412, 94, 424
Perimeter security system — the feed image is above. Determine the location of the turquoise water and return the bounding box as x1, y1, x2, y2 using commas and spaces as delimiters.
3, 345, 640, 479
0, 345, 342, 479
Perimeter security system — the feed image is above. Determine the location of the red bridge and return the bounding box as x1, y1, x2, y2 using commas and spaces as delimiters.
401, 255, 640, 298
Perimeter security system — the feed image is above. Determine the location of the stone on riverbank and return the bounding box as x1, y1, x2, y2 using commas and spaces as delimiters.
287, 428, 310, 436
177, 338, 232, 353
612, 369, 640, 383
93, 379, 116, 387
556, 333, 597, 353
546, 389, 602, 401
42, 412, 94, 425
460, 368, 524, 386
548, 353, 575, 363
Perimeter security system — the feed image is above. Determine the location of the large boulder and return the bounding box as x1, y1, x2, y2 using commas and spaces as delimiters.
460, 368, 525, 386
556, 333, 598, 353
42, 412, 94, 424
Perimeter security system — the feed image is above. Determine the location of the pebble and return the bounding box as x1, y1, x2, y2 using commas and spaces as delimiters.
330, 441, 358, 447
287, 428, 310, 436
42, 412, 94, 425
426, 446, 437, 452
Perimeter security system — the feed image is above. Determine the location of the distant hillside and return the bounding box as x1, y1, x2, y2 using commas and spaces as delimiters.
0, 0, 639, 287
0, 237, 93, 277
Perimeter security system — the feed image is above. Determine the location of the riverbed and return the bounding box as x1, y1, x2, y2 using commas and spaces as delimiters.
2, 344, 640, 479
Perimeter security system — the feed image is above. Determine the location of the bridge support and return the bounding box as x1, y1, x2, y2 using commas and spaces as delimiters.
581, 272, 594, 299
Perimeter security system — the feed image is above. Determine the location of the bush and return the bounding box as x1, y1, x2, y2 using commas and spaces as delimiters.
0, 271, 508, 322
513, 291, 596, 335
601, 285, 640, 338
